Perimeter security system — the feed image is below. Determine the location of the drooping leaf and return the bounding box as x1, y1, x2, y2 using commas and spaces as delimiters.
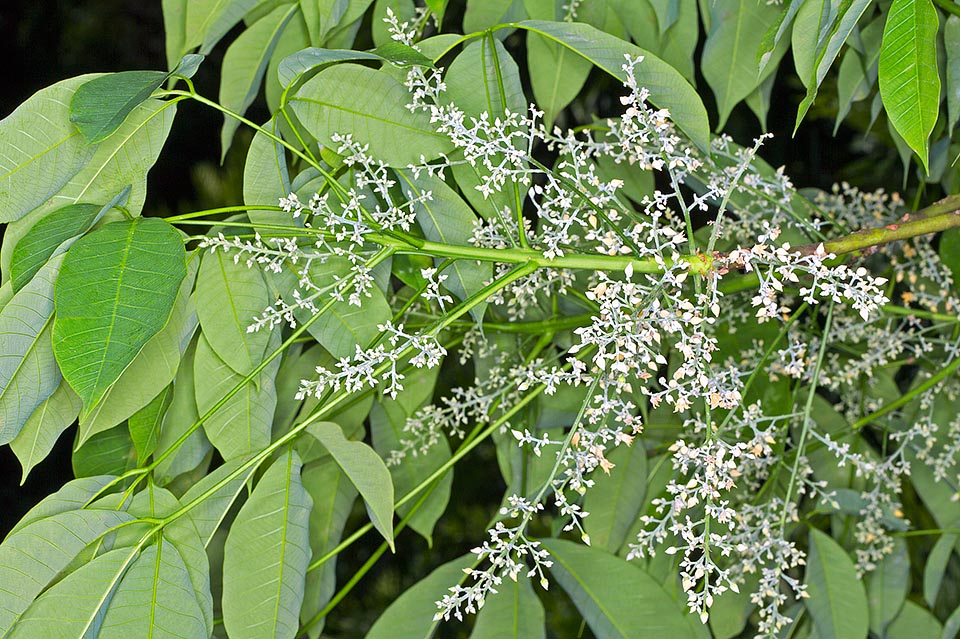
365, 554, 473, 639
180, 456, 260, 546
196, 247, 272, 377
0, 508, 134, 634
127, 384, 174, 464
804, 528, 869, 639
1, 98, 177, 283
0, 255, 63, 444
370, 365, 451, 545
946, 16, 960, 133
542, 538, 703, 638
117, 485, 214, 637
72, 423, 138, 478
153, 338, 214, 485
300, 458, 358, 638
78, 252, 198, 445
7, 545, 140, 639
98, 540, 207, 639
524, 1, 592, 128
6, 474, 116, 538
163, 0, 189, 71
867, 536, 910, 636
757, 0, 803, 73
305, 421, 395, 548
184, 0, 261, 55
398, 170, 491, 322
194, 331, 279, 460
511, 20, 710, 149
219, 4, 298, 159
8, 203, 100, 293
277, 48, 381, 87
469, 575, 545, 639
10, 381, 82, 484
300, 0, 348, 46
53, 218, 187, 417
290, 63, 454, 166
701, 0, 783, 130
582, 441, 647, 552
70, 71, 169, 144
878, 0, 940, 173
243, 115, 294, 232
886, 601, 942, 638
222, 449, 313, 639
463, 0, 526, 32
0, 76, 98, 224
924, 528, 957, 607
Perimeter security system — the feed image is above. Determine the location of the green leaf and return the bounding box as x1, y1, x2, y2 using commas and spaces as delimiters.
365, 554, 472, 639
113, 484, 214, 637
277, 48, 381, 87
70, 71, 169, 144
946, 16, 960, 133
804, 528, 869, 639
469, 576, 545, 639
0, 76, 98, 224
0, 508, 134, 634
184, 0, 261, 55
526, 14, 593, 127
701, 0, 783, 130
511, 20, 710, 150
540, 538, 703, 638
398, 170, 492, 322
290, 63, 454, 166
243, 115, 294, 233
878, 0, 940, 173
78, 252, 198, 445
273, 256, 392, 359
6, 474, 117, 538
8, 203, 100, 293
758, 0, 803, 73
443, 38, 527, 221
180, 456, 260, 546
867, 536, 909, 636
370, 366, 451, 545
53, 218, 186, 417
464, 0, 526, 32
886, 601, 942, 638
0, 255, 63, 444
196, 247, 272, 377
300, 458, 358, 638
127, 384, 173, 464
305, 421, 395, 549
222, 449, 313, 639
153, 338, 214, 485
219, 4, 298, 159
195, 331, 279, 459
582, 441, 647, 552
10, 381, 82, 484
98, 540, 207, 639
924, 527, 957, 607
173, 53, 205, 79
73, 423, 138, 478
7, 545, 140, 638
300, 0, 348, 45
613, 0, 698, 83
163, 0, 188, 70
1, 97, 177, 282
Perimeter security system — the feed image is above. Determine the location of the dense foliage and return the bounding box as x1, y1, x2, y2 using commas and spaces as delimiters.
3, 0, 960, 637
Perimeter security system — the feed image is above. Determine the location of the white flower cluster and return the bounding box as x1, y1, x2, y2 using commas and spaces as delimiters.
297, 322, 445, 400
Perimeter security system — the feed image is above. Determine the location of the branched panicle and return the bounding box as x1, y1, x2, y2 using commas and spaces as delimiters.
204, 46, 943, 638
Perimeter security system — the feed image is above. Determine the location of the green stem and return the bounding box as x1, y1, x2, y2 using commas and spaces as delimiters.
852, 354, 960, 430
933, 0, 960, 19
